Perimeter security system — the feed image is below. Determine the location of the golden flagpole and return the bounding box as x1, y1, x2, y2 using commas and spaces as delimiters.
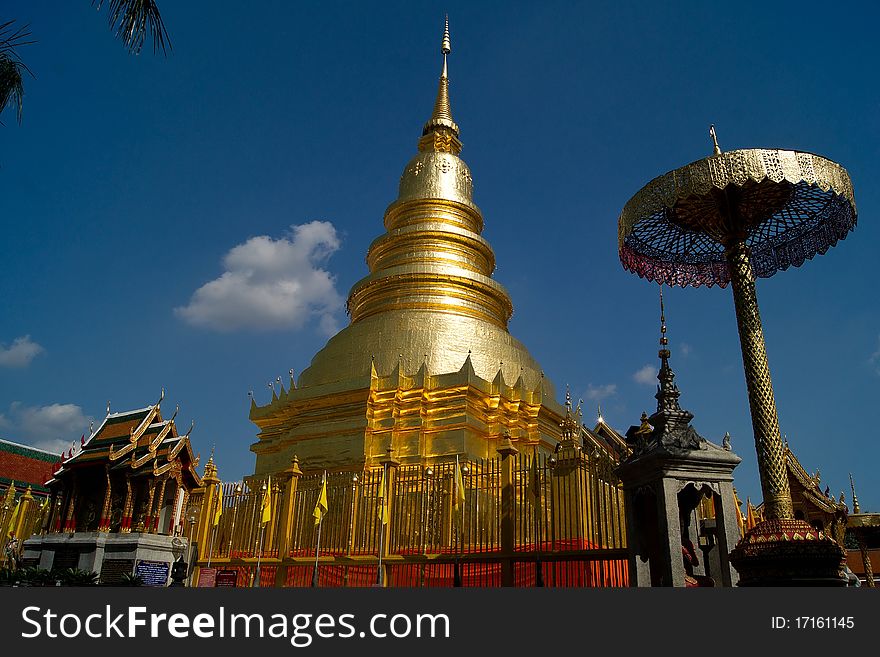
312, 471, 328, 587
207, 482, 221, 568
376, 462, 388, 586
253, 479, 269, 587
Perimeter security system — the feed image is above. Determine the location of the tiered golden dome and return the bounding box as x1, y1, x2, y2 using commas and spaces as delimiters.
298, 20, 553, 396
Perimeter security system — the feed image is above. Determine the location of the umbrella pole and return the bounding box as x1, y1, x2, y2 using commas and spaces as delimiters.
726, 240, 793, 520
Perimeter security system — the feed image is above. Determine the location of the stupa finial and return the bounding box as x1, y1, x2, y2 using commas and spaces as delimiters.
420, 16, 460, 150
850, 473, 860, 514
655, 285, 683, 415
709, 124, 721, 155
441, 14, 451, 73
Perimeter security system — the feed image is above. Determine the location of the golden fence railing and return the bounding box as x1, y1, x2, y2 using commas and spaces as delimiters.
513, 449, 626, 553
1, 485, 48, 566
188, 446, 629, 587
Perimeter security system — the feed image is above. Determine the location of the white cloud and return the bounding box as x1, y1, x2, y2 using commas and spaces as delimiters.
870, 335, 880, 375
0, 335, 44, 367
679, 342, 692, 357
175, 221, 344, 335
633, 364, 658, 385
1, 402, 91, 455
584, 383, 617, 401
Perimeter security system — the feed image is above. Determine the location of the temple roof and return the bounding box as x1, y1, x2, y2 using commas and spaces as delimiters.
0, 438, 58, 493
587, 418, 630, 460
48, 391, 201, 487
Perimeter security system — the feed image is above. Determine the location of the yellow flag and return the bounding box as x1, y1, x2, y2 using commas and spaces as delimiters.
7, 499, 21, 535
529, 455, 541, 502
313, 473, 328, 526
733, 488, 746, 537
453, 458, 466, 513
212, 483, 223, 527
378, 466, 389, 526
260, 476, 272, 525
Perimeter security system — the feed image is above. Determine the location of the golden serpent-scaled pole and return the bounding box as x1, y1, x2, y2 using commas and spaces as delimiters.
725, 240, 793, 520
850, 476, 875, 587
856, 533, 875, 587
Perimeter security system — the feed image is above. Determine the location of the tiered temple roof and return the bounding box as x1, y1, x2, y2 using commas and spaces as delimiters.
48, 390, 201, 488
43, 392, 203, 536
753, 443, 848, 542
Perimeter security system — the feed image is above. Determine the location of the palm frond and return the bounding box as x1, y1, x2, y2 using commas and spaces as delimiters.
0, 56, 25, 123
94, 0, 171, 56
0, 20, 33, 124
0, 20, 34, 53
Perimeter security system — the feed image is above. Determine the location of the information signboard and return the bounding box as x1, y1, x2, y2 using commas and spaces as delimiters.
135, 559, 170, 587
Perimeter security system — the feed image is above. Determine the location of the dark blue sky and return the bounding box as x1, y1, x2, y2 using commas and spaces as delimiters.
1, 1, 877, 510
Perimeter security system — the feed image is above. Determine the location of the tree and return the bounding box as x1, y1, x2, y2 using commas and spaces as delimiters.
1, 2, 169, 124
94, 0, 170, 55
0, 20, 31, 124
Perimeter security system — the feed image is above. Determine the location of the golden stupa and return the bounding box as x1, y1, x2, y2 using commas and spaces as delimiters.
250, 21, 565, 474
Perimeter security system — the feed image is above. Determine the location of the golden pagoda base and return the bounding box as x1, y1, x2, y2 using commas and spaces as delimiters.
250, 357, 564, 475
729, 518, 847, 586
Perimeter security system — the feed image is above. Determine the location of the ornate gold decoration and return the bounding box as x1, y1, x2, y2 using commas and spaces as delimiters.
619, 148, 857, 288
850, 473, 860, 514
148, 406, 177, 451
418, 129, 461, 155
727, 241, 792, 519
847, 475, 876, 587
109, 389, 164, 461
420, 15, 460, 145
728, 517, 846, 585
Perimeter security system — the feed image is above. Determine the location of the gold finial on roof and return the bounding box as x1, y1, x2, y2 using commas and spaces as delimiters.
850, 473, 860, 514
709, 124, 721, 155
420, 16, 460, 150
441, 15, 451, 70
3, 482, 15, 507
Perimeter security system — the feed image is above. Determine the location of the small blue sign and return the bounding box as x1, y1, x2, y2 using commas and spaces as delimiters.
135, 559, 170, 587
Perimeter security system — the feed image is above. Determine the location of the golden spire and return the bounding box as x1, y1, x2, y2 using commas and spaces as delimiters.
441, 15, 450, 77
709, 124, 721, 155
420, 15, 461, 153
301, 17, 548, 398
850, 473, 861, 514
